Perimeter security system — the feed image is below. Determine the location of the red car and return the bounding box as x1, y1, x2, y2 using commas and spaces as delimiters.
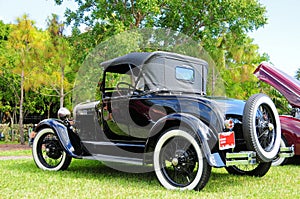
255, 62, 300, 166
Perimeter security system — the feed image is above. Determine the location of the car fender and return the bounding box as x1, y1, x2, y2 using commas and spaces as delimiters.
280, 115, 300, 155
146, 113, 225, 167
35, 119, 80, 158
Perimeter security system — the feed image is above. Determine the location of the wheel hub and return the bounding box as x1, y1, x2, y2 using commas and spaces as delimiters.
171, 157, 179, 166
256, 114, 275, 151
268, 123, 274, 131
170, 150, 194, 171
45, 142, 62, 159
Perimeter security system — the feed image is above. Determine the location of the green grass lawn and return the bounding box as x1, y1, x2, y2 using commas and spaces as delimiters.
0, 149, 31, 156
0, 152, 299, 199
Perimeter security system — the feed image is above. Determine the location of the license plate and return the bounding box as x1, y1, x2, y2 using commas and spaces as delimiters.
219, 131, 235, 150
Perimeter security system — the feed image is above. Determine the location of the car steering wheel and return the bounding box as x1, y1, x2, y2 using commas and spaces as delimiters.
116, 82, 135, 96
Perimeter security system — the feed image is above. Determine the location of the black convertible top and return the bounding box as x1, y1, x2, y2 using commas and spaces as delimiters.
100, 51, 207, 69
101, 51, 208, 94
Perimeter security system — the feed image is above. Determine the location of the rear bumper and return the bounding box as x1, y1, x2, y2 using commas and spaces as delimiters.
279, 145, 294, 158
224, 146, 294, 167
225, 151, 256, 166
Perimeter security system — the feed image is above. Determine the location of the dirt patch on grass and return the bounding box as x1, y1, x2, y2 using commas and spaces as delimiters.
0, 143, 32, 160
0, 143, 31, 151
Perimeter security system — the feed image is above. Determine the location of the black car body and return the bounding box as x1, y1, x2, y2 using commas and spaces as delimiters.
32, 51, 293, 191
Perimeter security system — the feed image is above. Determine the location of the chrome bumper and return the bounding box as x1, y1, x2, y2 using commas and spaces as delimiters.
279, 145, 294, 158
225, 151, 256, 166
225, 146, 294, 167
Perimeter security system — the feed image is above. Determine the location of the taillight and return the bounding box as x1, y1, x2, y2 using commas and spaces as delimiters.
224, 119, 234, 130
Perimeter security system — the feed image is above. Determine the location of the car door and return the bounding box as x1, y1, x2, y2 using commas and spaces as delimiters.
102, 72, 133, 138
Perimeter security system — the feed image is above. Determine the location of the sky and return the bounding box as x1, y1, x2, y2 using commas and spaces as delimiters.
248, 0, 300, 77
0, 0, 299, 76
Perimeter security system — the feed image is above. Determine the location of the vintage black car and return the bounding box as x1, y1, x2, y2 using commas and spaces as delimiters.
31, 51, 293, 191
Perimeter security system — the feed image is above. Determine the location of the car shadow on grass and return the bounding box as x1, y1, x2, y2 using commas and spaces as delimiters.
66, 160, 255, 192
7, 159, 288, 193
285, 155, 300, 165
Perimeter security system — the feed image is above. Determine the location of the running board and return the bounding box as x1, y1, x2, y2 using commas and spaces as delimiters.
225, 151, 256, 166
279, 145, 294, 158
83, 154, 144, 165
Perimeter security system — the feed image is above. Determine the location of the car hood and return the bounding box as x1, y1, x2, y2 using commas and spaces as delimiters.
254, 62, 300, 108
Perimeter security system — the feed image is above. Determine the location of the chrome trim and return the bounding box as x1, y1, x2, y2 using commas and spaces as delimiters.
225, 151, 257, 166
279, 145, 294, 158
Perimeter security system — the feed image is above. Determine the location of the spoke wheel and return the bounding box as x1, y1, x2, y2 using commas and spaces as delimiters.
243, 94, 281, 162
32, 128, 71, 171
225, 162, 272, 177
153, 129, 211, 191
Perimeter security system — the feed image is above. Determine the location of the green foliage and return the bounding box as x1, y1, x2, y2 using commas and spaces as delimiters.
0, 15, 77, 126
38, 14, 75, 108
57, 0, 271, 99
0, 124, 31, 142
61, 0, 267, 39
0, 20, 10, 60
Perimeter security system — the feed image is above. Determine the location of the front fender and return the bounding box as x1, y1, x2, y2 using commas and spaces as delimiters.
36, 119, 80, 158
146, 113, 225, 167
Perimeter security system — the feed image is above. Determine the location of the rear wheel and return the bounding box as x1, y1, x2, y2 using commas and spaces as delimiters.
153, 129, 211, 191
243, 94, 281, 162
32, 128, 72, 171
225, 162, 271, 177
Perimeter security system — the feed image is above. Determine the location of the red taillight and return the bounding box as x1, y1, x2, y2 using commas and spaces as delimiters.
224, 119, 234, 130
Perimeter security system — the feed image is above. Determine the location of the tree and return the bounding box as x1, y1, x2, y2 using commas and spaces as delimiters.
42, 14, 74, 108
55, 0, 267, 46
0, 21, 13, 123
5, 15, 49, 144
55, 0, 268, 96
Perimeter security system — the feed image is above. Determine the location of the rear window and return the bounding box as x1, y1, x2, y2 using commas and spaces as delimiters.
175, 66, 195, 82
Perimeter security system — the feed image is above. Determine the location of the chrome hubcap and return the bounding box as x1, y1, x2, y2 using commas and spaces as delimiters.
171, 157, 179, 166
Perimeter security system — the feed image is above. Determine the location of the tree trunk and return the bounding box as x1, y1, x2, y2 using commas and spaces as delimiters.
60, 65, 65, 108
60, 89, 64, 108
19, 69, 25, 145
47, 102, 52, 118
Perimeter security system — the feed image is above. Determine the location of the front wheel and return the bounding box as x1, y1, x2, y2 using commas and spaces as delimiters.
32, 128, 72, 171
153, 129, 211, 191
225, 162, 272, 177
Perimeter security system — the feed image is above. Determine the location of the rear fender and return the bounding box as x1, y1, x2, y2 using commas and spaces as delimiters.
146, 113, 225, 167
35, 119, 80, 158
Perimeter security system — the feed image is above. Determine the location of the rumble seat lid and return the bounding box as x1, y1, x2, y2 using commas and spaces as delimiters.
254, 62, 300, 107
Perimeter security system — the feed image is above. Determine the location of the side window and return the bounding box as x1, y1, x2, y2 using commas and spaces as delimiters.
104, 72, 134, 97
175, 66, 195, 83
103, 64, 141, 97
105, 72, 132, 88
